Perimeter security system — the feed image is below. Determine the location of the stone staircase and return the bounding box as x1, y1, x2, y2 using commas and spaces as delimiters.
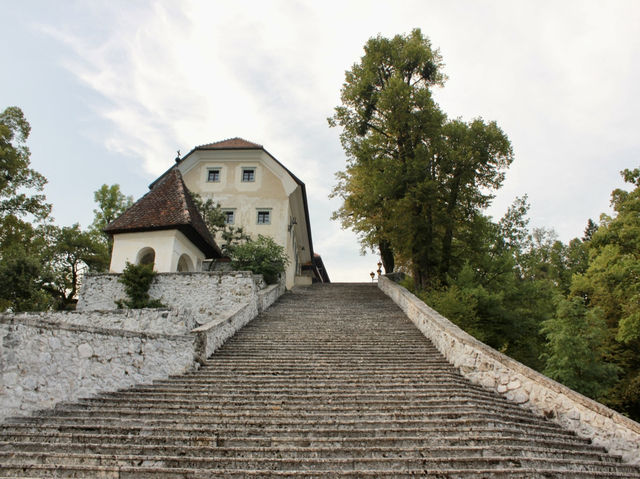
2, 283, 640, 478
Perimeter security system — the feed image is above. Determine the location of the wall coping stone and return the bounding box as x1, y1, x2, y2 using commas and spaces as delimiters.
378, 275, 640, 464
0, 315, 189, 341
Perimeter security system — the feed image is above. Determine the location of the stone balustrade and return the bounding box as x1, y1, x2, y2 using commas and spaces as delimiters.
378, 275, 640, 464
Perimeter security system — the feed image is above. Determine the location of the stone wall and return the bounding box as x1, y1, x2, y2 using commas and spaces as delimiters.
378, 275, 640, 464
1, 273, 286, 422
77, 271, 259, 325
0, 316, 194, 421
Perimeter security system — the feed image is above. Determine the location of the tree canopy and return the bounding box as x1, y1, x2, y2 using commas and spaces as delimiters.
0, 107, 118, 311
330, 29, 512, 288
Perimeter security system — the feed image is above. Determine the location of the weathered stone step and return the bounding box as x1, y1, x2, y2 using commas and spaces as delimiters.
0, 441, 616, 463
123, 382, 477, 395
161, 373, 460, 383
192, 369, 460, 376
32, 407, 545, 426
200, 366, 452, 376
151, 375, 465, 387
93, 388, 506, 402
0, 431, 597, 450
65, 397, 532, 416
2, 464, 639, 479
58, 398, 529, 415
0, 420, 574, 438
2, 451, 638, 474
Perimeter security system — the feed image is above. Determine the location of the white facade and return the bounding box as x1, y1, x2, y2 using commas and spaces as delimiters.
109, 230, 205, 274
177, 147, 314, 289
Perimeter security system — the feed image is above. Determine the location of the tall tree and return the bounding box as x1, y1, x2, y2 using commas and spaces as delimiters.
90, 184, 133, 266
541, 297, 619, 399
330, 30, 512, 287
0, 107, 53, 311
41, 224, 110, 310
329, 29, 447, 275
91, 184, 133, 236
569, 168, 640, 418
0, 106, 51, 222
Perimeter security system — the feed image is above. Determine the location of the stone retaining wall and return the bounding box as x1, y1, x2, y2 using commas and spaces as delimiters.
77, 271, 260, 325
1, 274, 286, 422
0, 316, 194, 421
378, 275, 640, 465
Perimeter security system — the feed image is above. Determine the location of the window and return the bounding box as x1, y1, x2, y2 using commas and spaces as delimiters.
242, 168, 255, 182
224, 210, 235, 225
136, 247, 155, 267
207, 168, 220, 182
257, 210, 271, 224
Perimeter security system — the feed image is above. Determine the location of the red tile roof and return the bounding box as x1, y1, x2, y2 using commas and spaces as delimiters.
105, 169, 221, 258
196, 137, 262, 150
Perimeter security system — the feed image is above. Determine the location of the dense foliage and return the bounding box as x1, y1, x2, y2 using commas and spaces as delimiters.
191, 192, 250, 257
230, 235, 289, 284
115, 262, 164, 309
0, 106, 117, 311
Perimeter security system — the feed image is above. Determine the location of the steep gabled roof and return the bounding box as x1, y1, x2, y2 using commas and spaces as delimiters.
105, 169, 221, 258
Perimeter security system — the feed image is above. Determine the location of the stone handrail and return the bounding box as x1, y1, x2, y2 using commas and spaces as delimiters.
378, 275, 640, 464
192, 281, 285, 362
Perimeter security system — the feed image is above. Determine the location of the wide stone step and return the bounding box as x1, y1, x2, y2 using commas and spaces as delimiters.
195, 365, 457, 373
64, 397, 536, 414
0, 441, 617, 463
90, 388, 507, 403
122, 383, 480, 395
3, 451, 639, 475
48, 401, 531, 417
0, 421, 575, 439
0, 431, 598, 450
149, 375, 467, 387
2, 464, 639, 478
30, 408, 546, 428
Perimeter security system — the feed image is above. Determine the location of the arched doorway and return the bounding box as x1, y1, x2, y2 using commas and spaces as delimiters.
177, 254, 194, 272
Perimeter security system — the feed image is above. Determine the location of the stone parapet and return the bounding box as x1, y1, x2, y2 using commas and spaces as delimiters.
1, 273, 285, 422
0, 316, 194, 422
77, 271, 259, 325
378, 275, 640, 464
193, 281, 285, 363
10, 308, 196, 335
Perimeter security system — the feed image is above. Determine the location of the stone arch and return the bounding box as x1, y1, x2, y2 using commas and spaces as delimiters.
136, 247, 156, 267
177, 253, 194, 272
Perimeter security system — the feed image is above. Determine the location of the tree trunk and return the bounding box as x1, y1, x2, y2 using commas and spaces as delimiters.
379, 239, 394, 273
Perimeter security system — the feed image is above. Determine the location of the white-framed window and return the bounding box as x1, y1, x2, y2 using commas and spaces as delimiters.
223, 209, 235, 225
257, 209, 271, 225
242, 167, 256, 182
207, 168, 221, 182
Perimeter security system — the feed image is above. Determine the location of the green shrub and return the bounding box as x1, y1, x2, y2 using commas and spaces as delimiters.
115, 262, 165, 308
230, 235, 289, 284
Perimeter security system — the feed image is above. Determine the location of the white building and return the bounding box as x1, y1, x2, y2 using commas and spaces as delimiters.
107, 138, 329, 288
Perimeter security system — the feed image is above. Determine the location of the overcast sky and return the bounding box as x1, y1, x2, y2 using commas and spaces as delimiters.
2, 1, 639, 282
